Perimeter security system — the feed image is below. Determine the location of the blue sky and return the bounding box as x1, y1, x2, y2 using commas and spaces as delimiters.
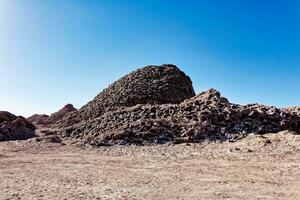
0, 0, 299, 117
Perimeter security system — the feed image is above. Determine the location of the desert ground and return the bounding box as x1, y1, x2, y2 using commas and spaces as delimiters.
0, 131, 299, 200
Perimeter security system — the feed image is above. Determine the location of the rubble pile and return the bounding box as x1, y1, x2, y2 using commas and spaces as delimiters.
56, 65, 300, 146
60, 64, 195, 127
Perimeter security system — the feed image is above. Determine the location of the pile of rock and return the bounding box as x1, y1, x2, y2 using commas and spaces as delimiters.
28, 104, 77, 126
47, 104, 77, 124
0, 111, 36, 141
27, 114, 49, 125
60, 64, 195, 127
57, 65, 300, 146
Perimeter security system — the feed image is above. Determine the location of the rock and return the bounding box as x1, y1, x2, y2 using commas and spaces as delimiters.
283, 107, 300, 115
91, 64, 195, 107
56, 65, 300, 146
34, 135, 62, 143
47, 104, 77, 124
60, 64, 195, 126
27, 114, 49, 125
28, 104, 77, 126
0, 111, 36, 141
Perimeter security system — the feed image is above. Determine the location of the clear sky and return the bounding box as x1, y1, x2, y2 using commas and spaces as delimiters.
0, 0, 299, 117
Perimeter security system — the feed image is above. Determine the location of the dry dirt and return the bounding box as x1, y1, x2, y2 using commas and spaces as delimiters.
0, 131, 299, 200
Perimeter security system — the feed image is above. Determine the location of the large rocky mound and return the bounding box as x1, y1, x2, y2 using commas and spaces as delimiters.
56, 65, 300, 146
60, 64, 195, 126
0, 111, 36, 141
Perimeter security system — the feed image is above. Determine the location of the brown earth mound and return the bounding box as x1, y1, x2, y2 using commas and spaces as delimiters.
0, 111, 36, 141
56, 65, 300, 146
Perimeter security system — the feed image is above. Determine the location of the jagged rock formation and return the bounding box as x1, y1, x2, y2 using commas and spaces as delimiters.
56, 65, 300, 146
28, 114, 50, 125
60, 64, 195, 127
0, 111, 36, 141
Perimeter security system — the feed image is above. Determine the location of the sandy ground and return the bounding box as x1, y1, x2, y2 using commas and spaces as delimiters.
0, 131, 299, 200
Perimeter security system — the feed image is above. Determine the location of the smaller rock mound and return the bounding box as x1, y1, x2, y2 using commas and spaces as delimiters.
28, 114, 49, 125
47, 104, 77, 124
0, 111, 36, 141
28, 104, 77, 126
